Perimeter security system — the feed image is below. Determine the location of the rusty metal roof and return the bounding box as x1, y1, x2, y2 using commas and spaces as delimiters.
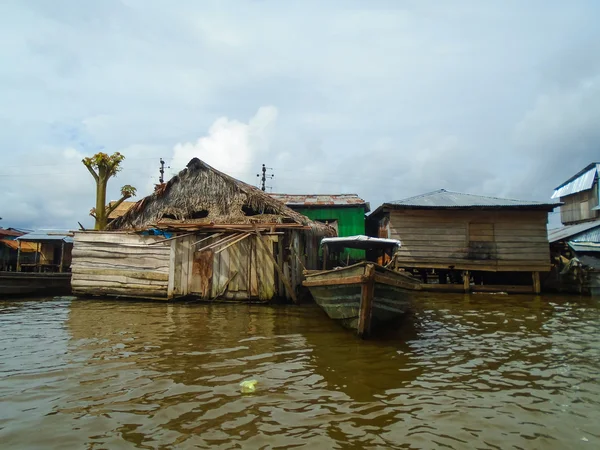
552, 163, 599, 199
383, 189, 559, 210
0, 239, 38, 252
0, 228, 24, 238
269, 194, 369, 210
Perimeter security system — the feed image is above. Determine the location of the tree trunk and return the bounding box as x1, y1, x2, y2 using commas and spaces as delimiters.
95, 170, 108, 230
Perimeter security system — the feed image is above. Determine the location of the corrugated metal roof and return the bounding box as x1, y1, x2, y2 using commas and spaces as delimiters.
269, 193, 369, 209
108, 200, 136, 219
0, 228, 24, 238
552, 163, 599, 199
548, 219, 600, 243
16, 230, 74, 243
568, 241, 600, 254
385, 189, 559, 210
0, 239, 38, 252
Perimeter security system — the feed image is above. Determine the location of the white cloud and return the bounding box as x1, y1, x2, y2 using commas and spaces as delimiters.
170, 106, 278, 181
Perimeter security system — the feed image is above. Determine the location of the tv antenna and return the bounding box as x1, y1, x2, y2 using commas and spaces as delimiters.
159, 158, 170, 183
257, 163, 274, 191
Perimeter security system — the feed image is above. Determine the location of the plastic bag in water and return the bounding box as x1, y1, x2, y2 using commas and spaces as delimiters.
240, 379, 258, 394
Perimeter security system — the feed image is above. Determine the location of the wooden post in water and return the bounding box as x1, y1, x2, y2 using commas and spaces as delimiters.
463, 270, 470, 293
59, 241, 65, 273
357, 264, 376, 338
532, 271, 541, 294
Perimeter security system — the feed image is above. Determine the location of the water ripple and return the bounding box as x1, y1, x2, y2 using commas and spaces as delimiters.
0, 294, 598, 448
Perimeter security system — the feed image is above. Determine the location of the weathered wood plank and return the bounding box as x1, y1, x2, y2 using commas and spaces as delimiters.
72, 267, 169, 281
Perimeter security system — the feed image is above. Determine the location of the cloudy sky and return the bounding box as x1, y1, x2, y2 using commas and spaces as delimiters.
1, 0, 599, 230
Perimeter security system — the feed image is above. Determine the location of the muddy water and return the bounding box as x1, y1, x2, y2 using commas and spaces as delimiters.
0, 295, 599, 449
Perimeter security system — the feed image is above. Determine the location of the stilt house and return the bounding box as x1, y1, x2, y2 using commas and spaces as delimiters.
368, 189, 559, 293
71, 158, 334, 301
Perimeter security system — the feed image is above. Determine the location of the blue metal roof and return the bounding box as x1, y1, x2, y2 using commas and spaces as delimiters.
16, 230, 74, 243
385, 189, 558, 210
548, 220, 600, 243
552, 163, 599, 199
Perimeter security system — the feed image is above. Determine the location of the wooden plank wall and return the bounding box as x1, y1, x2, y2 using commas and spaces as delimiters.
72, 232, 170, 299
560, 188, 599, 224
388, 210, 551, 272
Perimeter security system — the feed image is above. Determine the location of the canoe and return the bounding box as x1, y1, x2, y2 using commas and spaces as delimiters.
303, 261, 421, 337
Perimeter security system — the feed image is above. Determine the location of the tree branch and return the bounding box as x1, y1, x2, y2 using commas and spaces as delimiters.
83, 163, 99, 182
105, 194, 131, 215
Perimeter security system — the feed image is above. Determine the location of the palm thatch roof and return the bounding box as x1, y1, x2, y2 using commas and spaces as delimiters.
108, 158, 333, 234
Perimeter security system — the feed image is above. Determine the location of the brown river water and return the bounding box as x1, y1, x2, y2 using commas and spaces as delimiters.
0, 294, 599, 449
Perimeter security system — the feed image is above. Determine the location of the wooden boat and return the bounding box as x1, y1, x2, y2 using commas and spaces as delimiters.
0, 272, 72, 297
302, 236, 421, 337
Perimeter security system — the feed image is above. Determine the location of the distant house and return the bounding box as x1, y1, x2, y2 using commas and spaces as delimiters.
368, 189, 558, 293
552, 162, 599, 225
269, 194, 369, 261
72, 158, 333, 302
0, 228, 35, 271
548, 163, 600, 294
15, 231, 73, 273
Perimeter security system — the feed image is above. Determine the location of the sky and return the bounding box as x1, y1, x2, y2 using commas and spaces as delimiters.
1, 0, 599, 231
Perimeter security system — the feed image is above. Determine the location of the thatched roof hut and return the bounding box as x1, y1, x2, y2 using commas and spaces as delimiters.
109, 158, 331, 233
73, 158, 334, 303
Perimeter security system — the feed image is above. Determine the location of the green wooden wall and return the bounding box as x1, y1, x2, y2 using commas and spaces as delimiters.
292, 206, 367, 260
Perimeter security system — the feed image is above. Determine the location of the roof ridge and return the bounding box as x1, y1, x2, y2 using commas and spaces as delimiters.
388, 188, 548, 205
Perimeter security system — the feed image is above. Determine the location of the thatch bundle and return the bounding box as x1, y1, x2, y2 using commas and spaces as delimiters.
109, 158, 332, 234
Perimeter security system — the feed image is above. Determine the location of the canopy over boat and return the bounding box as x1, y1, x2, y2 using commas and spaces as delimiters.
321, 235, 401, 250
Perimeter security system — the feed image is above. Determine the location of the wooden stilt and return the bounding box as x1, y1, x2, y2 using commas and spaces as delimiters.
16, 240, 22, 272
532, 271, 541, 294
463, 270, 470, 293
59, 241, 65, 273
357, 264, 376, 338
35, 243, 40, 272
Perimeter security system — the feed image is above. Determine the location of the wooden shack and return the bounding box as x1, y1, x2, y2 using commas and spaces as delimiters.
368, 189, 558, 293
71, 158, 334, 302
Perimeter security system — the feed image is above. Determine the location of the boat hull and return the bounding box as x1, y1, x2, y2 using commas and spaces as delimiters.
303, 262, 420, 336
0, 272, 72, 297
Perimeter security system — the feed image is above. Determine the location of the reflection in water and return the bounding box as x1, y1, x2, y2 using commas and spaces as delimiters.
0, 294, 599, 448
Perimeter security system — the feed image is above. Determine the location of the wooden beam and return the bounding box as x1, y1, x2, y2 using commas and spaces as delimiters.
255, 232, 298, 304
357, 264, 375, 338
303, 275, 365, 287
463, 270, 470, 293
322, 244, 329, 271
214, 233, 251, 254
146, 232, 195, 246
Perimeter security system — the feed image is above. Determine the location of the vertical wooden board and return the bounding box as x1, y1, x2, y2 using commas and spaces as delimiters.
191, 249, 213, 298
277, 239, 284, 295
237, 238, 249, 294
230, 241, 241, 292
211, 252, 221, 298
219, 247, 230, 293
250, 236, 258, 297
180, 236, 191, 296
264, 236, 275, 298
167, 240, 177, 298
